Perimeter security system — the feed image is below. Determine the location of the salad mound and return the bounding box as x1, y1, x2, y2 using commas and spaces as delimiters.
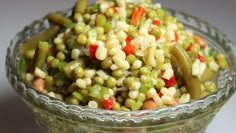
19, 0, 227, 110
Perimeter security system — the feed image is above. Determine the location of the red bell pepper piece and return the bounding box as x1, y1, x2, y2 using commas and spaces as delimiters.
174, 32, 179, 42
197, 53, 205, 62
186, 42, 193, 51
89, 44, 99, 61
123, 36, 136, 55
131, 6, 145, 26
102, 97, 114, 110
152, 20, 161, 26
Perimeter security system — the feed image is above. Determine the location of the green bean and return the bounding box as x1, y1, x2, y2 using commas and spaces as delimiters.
20, 26, 59, 54
74, 0, 87, 14
31, 41, 49, 72
47, 12, 72, 27
170, 43, 201, 99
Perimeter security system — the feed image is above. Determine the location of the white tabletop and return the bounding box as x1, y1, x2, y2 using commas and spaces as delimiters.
0, 0, 235, 132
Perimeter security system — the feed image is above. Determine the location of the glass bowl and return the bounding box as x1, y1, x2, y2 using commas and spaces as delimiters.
6, 8, 236, 133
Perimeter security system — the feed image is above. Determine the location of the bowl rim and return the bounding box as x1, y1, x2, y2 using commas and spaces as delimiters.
6, 7, 236, 124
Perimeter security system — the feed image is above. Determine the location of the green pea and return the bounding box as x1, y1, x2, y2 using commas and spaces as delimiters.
154, 78, 165, 90
74, 23, 85, 34
50, 58, 60, 68
96, 14, 107, 26
83, 13, 90, 23
77, 34, 87, 45
126, 54, 136, 65
103, 23, 112, 33
112, 69, 123, 78
147, 10, 156, 19
56, 52, 65, 61
139, 66, 149, 75
130, 70, 139, 77
97, 34, 106, 41
105, 7, 114, 18
105, 77, 117, 88
56, 43, 66, 52
191, 43, 200, 55
136, 93, 146, 102
216, 53, 227, 69
94, 76, 104, 85
95, 26, 105, 35
73, 66, 84, 78
66, 96, 79, 105
123, 77, 134, 87
45, 75, 54, 90
112, 102, 121, 110
101, 57, 112, 69
124, 98, 136, 109
140, 75, 150, 83
128, 26, 138, 38
151, 28, 161, 38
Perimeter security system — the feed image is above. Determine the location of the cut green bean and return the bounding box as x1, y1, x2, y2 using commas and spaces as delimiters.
170, 43, 201, 99
31, 41, 49, 72
47, 12, 72, 27
20, 26, 59, 54
74, 0, 87, 14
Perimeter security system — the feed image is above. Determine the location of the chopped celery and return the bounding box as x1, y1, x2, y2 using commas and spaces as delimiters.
72, 91, 84, 101
89, 84, 102, 100
131, 100, 143, 111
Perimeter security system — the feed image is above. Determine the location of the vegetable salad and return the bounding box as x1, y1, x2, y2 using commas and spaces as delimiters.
19, 0, 227, 110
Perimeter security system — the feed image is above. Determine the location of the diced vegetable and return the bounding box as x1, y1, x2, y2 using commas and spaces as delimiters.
102, 96, 114, 110
131, 6, 145, 26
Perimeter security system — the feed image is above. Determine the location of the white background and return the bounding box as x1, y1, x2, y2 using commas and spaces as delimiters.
0, 0, 235, 132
